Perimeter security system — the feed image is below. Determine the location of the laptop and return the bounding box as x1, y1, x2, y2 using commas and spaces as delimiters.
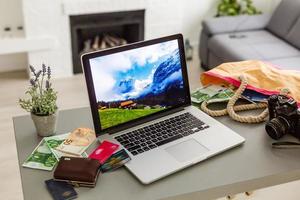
81, 34, 245, 184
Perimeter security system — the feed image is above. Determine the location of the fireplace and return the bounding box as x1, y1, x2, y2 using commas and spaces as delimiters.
70, 10, 145, 74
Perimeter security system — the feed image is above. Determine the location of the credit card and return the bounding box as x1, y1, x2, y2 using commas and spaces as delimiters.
88, 140, 119, 164
100, 149, 131, 172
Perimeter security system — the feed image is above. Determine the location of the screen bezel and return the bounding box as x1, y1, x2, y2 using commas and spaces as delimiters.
81, 34, 191, 136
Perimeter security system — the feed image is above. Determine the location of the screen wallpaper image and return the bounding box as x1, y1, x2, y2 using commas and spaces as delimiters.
89, 40, 186, 130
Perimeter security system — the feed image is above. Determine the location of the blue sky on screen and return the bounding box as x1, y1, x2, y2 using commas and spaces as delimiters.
89, 40, 179, 102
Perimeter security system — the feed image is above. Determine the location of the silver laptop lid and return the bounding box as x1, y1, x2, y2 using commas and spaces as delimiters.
81, 34, 191, 136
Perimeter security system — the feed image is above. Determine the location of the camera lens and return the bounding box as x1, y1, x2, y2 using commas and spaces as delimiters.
265, 117, 290, 140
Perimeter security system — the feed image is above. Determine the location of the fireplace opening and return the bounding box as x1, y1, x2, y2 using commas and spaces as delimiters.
70, 10, 145, 74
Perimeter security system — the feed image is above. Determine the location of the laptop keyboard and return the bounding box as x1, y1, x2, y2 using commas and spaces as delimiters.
114, 112, 209, 156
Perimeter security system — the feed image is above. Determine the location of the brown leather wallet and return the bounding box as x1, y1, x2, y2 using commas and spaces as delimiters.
53, 157, 101, 187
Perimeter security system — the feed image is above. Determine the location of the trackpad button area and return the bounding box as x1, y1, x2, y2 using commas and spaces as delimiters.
165, 139, 209, 163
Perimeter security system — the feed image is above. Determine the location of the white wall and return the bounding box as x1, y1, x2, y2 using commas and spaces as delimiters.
181, 0, 219, 46
0, 0, 27, 72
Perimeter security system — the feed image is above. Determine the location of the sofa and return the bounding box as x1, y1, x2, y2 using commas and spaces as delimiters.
199, 0, 300, 71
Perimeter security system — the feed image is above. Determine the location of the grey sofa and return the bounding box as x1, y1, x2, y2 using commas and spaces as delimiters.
199, 0, 300, 70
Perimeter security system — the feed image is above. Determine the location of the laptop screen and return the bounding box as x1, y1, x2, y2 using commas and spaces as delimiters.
84, 35, 190, 133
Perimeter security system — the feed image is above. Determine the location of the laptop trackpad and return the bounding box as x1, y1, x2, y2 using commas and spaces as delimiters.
165, 139, 209, 163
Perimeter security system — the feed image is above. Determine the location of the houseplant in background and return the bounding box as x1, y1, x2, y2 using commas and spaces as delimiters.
216, 0, 262, 17
19, 64, 58, 137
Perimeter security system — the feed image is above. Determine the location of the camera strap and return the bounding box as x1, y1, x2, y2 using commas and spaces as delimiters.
272, 141, 300, 149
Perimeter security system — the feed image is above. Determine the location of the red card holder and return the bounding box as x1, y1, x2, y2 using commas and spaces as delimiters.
89, 140, 119, 164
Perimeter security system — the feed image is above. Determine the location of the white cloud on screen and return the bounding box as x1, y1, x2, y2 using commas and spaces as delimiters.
89, 40, 179, 102
89, 59, 119, 101
130, 40, 178, 65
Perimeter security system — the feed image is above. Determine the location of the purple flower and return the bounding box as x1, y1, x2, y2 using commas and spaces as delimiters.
47, 66, 51, 79
45, 80, 51, 89
36, 70, 42, 79
30, 79, 36, 87
29, 65, 36, 75
42, 64, 46, 75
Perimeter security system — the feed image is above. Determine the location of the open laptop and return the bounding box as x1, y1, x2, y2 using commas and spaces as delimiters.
81, 34, 245, 184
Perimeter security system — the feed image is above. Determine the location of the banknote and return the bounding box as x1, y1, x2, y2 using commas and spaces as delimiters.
44, 133, 88, 161
191, 85, 227, 103
55, 128, 96, 156
207, 88, 235, 103
22, 139, 57, 171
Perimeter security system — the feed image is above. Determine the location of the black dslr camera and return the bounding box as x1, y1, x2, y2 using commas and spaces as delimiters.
265, 94, 300, 140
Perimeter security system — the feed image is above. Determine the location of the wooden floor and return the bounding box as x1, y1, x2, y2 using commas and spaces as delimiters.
1, 56, 300, 199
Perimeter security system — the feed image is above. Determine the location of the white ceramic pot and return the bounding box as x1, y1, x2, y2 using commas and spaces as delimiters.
31, 112, 58, 137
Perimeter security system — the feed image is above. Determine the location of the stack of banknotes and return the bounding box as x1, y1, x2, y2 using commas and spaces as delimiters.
23, 128, 96, 171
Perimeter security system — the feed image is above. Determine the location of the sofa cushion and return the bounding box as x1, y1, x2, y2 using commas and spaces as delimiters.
202, 14, 271, 35
269, 57, 300, 71
267, 0, 300, 39
286, 17, 300, 49
208, 30, 300, 62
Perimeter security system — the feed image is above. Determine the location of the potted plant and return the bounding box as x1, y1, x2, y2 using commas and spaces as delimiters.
19, 64, 58, 137
216, 0, 262, 17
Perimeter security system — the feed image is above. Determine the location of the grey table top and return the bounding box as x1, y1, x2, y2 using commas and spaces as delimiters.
13, 106, 300, 200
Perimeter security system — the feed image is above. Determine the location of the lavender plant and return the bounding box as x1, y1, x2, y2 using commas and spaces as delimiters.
19, 64, 58, 116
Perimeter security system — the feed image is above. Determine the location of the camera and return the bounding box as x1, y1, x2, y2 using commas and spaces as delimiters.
265, 94, 300, 140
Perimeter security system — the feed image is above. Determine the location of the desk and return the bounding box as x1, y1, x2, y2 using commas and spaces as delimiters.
13, 107, 300, 200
